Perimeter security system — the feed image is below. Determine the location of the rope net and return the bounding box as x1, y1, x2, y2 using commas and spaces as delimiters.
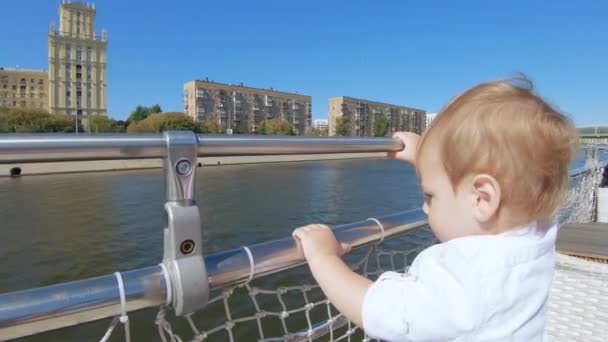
94, 148, 604, 342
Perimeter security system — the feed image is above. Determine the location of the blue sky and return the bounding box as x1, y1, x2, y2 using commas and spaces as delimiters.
1, 1, 606, 125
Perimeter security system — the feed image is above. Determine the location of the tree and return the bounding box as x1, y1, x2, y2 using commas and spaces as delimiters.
126, 104, 162, 124
267, 118, 294, 135
200, 116, 224, 133
256, 120, 267, 134
127, 112, 200, 133
334, 116, 350, 136
85, 115, 125, 133
256, 118, 294, 135
0, 107, 75, 133
373, 115, 389, 137
305, 127, 328, 136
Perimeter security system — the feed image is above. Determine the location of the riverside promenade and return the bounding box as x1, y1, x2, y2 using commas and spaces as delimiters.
0, 152, 385, 177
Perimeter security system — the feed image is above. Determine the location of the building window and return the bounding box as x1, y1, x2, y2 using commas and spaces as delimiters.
66, 91, 71, 97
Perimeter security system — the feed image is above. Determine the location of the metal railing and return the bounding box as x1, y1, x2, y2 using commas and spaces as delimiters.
1, 134, 603, 341
0, 134, 403, 163
0, 132, 414, 340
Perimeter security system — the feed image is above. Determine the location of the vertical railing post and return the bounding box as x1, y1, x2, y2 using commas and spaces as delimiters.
161, 131, 209, 315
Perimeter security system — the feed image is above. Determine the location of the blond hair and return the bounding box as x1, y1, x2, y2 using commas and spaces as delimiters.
418, 77, 578, 223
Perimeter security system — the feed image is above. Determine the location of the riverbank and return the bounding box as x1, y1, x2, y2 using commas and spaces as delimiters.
0, 152, 386, 177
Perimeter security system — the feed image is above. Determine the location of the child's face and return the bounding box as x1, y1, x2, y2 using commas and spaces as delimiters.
418, 149, 481, 242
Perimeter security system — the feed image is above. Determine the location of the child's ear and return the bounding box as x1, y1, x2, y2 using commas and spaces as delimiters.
470, 174, 501, 223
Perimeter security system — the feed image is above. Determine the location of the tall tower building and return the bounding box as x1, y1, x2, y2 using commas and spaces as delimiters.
48, 1, 107, 118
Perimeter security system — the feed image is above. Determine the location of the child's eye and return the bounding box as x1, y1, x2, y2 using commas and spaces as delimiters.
424, 193, 433, 204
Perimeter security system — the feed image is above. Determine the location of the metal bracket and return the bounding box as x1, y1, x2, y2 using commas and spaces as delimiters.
161, 131, 208, 316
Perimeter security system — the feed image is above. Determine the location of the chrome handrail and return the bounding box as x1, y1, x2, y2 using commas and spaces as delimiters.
0, 134, 403, 163
0, 210, 428, 340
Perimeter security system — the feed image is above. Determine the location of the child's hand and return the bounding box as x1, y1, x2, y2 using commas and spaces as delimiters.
292, 224, 352, 263
388, 132, 420, 164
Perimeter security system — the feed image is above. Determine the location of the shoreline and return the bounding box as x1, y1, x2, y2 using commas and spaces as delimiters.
0, 153, 386, 177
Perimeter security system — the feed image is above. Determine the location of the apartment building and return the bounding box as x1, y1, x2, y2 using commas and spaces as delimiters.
0, 68, 49, 109
312, 119, 329, 131
184, 79, 312, 134
328, 96, 426, 136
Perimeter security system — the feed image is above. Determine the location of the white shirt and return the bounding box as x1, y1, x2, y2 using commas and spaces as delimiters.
362, 222, 557, 341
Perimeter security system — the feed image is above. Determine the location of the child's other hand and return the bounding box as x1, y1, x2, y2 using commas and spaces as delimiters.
388, 132, 420, 164
292, 224, 352, 263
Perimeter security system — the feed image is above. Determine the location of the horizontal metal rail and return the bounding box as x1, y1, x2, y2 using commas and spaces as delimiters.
0, 134, 404, 163
0, 210, 428, 340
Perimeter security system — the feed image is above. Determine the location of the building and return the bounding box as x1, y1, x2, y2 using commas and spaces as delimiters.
426, 113, 437, 128
328, 96, 426, 136
313, 119, 328, 131
0, 68, 48, 109
48, 1, 107, 117
183, 79, 312, 135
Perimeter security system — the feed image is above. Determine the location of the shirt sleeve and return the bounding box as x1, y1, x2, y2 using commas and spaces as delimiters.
361, 252, 478, 341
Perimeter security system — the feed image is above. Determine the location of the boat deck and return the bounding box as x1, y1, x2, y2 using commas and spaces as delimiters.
557, 222, 608, 261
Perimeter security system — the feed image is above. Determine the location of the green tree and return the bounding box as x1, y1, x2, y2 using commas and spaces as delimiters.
126, 104, 163, 124
127, 112, 199, 133
334, 116, 350, 136
305, 127, 328, 136
256, 120, 267, 134
0, 107, 75, 133
86, 115, 125, 133
267, 118, 294, 135
200, 116, 224, 133
373, 115, 389, 137
45, 113, 74, 133
256, 118, 294, 135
